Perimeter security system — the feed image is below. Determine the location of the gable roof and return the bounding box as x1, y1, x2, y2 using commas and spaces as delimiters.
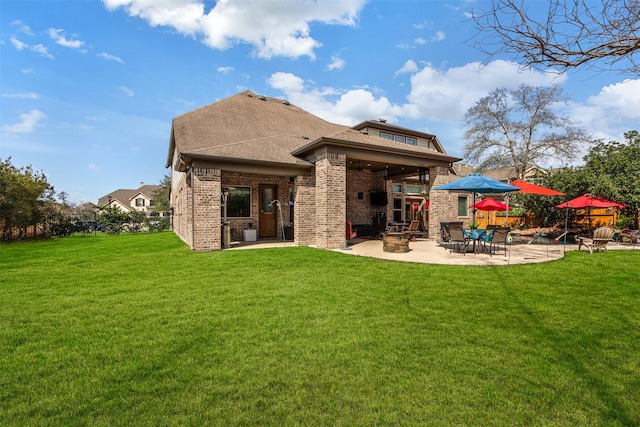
98, 184, 160, 207
167, 90, 461, 171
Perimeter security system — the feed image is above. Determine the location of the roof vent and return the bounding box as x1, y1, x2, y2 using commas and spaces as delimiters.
247, 93, 253, 97
258, 95, 266, 101
302, 136, 309, 140
379, 118, 387, 123
283, 100, 290, 105
361, 131, 369, 135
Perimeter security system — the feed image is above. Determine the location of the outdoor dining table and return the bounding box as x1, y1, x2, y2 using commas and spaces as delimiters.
464, 229, 493, 254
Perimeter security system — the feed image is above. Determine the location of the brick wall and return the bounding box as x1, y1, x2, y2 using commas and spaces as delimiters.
192, 167, 221, 251
315, 153, 346, 249
428, 166, 458, 240
171, 170, 193, 248
293, 174, 316, 246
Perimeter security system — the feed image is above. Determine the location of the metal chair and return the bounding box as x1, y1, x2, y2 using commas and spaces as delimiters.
448, 226, 470, 255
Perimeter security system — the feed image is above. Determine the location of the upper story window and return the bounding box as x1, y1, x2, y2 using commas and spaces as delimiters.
149, 199, 155, 206
380, 131, 418, 146
135, 198, 145, 207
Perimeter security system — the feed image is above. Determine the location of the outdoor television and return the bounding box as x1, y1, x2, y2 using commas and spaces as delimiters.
370, 191, 388, 206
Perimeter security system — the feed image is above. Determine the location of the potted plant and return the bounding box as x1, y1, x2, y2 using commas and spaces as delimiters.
467, 220, 481, 229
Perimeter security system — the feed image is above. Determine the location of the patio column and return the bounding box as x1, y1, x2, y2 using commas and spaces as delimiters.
293, 174, 316, 246
315, 152, 347, 249
191, 166, 222, 251
428, 166, 455, 241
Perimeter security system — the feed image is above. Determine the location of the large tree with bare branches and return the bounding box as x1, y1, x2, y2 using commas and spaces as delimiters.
471, 0, 640, 75
463, 84, 592, 179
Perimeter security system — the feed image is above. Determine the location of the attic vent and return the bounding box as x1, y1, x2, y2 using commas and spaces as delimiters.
247, 93, 253, 97
258, 95, 267, 101
302, 136, 309, 140
283, 100, 290, 105
379, 118, 387, 123
360, 131, 368, 135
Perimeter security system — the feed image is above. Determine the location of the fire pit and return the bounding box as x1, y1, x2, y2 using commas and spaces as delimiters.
382, 232, 411, 253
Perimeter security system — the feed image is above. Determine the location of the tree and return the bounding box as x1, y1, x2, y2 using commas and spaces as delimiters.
528, 131, 640, 228
463, 84, 591, 179
96, 205, 130, 234
0, 158, 52, 240
471, 0, 640, 75
153, 174, 171, 213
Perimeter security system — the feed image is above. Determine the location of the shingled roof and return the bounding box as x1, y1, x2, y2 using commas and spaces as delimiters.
98, 184, 160, 208
167, 90, 460, 171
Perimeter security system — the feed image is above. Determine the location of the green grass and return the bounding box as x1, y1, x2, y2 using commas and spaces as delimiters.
1, 232, 639, 426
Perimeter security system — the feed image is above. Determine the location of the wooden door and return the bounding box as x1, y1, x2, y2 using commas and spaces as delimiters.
259, 185, 277, 238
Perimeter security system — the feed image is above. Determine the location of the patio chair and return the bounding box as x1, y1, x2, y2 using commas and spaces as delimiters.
346, 221, 357, 240
578, 226, 615, 253
489, 227, 510, 256
448, 226, 470, 255
402, 220, 420, 240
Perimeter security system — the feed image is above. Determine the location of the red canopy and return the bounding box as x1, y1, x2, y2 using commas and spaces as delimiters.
511, 180, 564, 196
470, 197, 510, 211
556, 194, 625, 209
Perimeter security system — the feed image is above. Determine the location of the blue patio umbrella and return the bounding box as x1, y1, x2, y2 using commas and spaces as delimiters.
433, 173, 520, 223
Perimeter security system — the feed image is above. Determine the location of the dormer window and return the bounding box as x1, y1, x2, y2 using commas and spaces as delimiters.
136, 198, 145, 207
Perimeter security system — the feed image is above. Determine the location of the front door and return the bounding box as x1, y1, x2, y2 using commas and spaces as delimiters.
259, 184, 277, 238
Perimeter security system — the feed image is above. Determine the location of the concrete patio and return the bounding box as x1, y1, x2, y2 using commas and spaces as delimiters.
228, 237, 638, 266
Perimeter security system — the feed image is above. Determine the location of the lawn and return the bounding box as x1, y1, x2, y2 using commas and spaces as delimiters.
1, 232, 639, 426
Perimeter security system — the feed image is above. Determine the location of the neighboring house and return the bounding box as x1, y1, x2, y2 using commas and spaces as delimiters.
98, 183, 166, 217
166, 90, 463, 251
481, 165, 548, 182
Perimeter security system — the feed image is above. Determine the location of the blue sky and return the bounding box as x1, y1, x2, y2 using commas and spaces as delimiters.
2, 0, 638, 204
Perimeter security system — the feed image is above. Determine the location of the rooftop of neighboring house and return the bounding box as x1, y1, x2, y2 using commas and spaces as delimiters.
97, 182, 161, 208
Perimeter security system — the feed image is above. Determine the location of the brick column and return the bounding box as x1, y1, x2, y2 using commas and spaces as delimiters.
293, 174, 316, 246
315, 152, 346, 249
192, 167, 221, 251
428, 166, 456, 241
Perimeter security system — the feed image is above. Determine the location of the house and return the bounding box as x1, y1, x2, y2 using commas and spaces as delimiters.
98, 182, 165, 217
166, 90, 463, 251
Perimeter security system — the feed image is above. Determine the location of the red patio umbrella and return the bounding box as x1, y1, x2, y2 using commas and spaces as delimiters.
556, 194, 625, 235
504, 179, 565, 227
470, 197, 509, 211
511, 180, 565, 196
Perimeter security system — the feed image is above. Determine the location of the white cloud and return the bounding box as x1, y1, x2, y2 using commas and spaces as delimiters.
217, 66, 235, 74
1, 92, 39, 99
405, 60, 567, 121
11, 20, 34, 36
22, 68, 35, 74
30, 44, 54, 59
414, 38, 427, 45
326, 55, 345, 71
120, 86, 134, 96
103, 0, 367, 59
395, 59, 418, 76
88, 163, 101, 171
48, 28, 85, 49
431, 31, 445, 42
2, 109, 47, 134
97, 52, 124, 63
567, 79, 640, 142
10, 36, 28, 50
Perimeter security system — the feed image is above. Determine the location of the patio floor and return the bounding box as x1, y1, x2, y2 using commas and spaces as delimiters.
228, 237, 638, 266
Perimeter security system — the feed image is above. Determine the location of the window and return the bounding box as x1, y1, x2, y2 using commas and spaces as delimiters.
406, 137, 417, 146
394, 135, 406, 143
392, 183, 403, 193
226, 187, 251, 217
135, 198, 145, 207
380, 132, 393, 140
457, 196, 469, 217
393, 197, 403, 222
405, 184, 422, 194
149, 199, 155, 206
